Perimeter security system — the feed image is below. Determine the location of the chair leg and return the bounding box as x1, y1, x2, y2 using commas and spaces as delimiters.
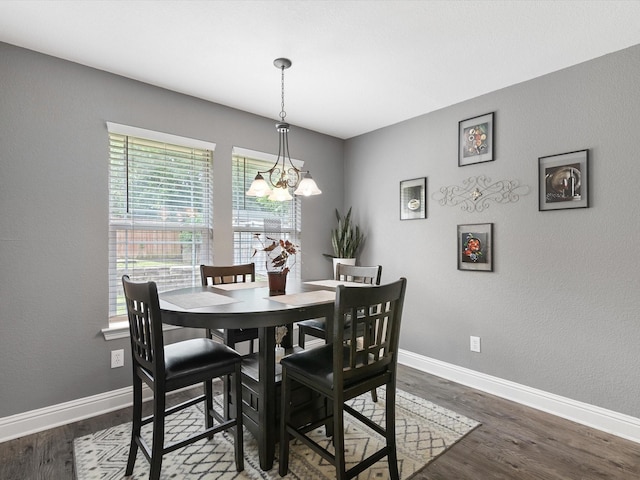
278, 369, 291, 477
149, 391, 166, 480
205, 379, 214, 439
324, 395, 334, 438
333, 395, 347, 480
232, 364, 244, 472
386, 382, 399, 480
125, 376, 142, 476
298, 327, 306, 349
370, 388, 378, 402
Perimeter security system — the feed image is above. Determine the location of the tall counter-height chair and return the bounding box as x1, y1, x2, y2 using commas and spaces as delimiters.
297, 264, 382, 348
122, 275, 244, 480
279, 278, 407, 480
200, 263, 259, 354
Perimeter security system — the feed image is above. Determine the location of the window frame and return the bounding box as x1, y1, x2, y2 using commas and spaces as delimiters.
106, 123, 215, 328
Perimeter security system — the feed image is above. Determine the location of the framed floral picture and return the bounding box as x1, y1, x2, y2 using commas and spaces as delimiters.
538, 149, 589, 211
458, 112, 494, 166
457, 223, 493, 272
400, 177, 427, 220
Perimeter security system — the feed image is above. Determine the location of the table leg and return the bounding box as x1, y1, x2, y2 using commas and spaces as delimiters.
257, 325, 276, 470
222, 329, 233, 420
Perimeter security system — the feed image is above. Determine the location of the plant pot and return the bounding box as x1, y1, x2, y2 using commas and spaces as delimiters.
275, 345, 285, 364
332, 257, 356, 279
267, 270, 288, 294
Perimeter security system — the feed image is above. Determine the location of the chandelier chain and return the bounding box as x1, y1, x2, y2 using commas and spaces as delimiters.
280, 65, 286, 122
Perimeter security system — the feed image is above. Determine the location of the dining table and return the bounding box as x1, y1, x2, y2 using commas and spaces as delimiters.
158, 278, 367, 470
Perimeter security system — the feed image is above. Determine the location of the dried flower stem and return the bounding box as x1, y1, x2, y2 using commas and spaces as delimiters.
275, 325, 288, 345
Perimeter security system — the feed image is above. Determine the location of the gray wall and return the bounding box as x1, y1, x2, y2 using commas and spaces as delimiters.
345, 44, 640, 418
2, 38, 640, 424
0, 42, 342, 417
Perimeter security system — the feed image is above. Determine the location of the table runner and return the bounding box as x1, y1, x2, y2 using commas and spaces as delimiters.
267, 289, 336, 306
161, 290, 239, 309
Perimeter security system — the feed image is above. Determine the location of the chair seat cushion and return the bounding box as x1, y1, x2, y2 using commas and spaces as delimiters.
280, 344, 380, 389
297, 318, 326, 329
164, 338, 241, 381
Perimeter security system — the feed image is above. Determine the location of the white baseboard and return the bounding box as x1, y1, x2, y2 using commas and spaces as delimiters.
398, 349, 640, 444
3, 351, 639, 445
0, 383, 198, 444
0, 386, 144, 443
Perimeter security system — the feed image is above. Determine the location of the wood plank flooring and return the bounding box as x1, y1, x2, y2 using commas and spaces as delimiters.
1, 365, 638, 479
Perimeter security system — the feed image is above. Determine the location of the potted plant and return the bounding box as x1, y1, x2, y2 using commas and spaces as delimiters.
323, 207, 364, 278
253, 234, 299, 293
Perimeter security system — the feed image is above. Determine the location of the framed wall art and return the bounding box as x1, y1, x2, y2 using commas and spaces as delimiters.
457, 223, 493, 272
538, 149, 589, 211
458, 112, 494, 167
400, 177, 427, 220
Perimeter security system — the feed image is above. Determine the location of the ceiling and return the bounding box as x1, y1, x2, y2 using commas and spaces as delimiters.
1, 1, 640, 139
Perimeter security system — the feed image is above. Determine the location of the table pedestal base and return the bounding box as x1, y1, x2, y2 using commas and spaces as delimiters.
227, 349, 328, 471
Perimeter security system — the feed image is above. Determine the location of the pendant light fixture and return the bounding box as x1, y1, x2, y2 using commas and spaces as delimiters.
246, 58, 322, 201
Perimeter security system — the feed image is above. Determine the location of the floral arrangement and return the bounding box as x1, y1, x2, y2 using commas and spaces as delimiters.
462, 233, 483, 262
252, 234, 299, 273
275, 325, 288, 346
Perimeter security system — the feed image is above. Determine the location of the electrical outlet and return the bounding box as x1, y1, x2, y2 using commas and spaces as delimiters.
111, 349, 125, 368
470, 336, 481, 353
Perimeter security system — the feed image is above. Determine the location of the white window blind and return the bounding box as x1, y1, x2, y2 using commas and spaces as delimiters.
108, 131, 214, 323
232, 154, 302, 279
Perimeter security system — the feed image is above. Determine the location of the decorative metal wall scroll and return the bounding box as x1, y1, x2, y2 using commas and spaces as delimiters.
432, 175, 530, 212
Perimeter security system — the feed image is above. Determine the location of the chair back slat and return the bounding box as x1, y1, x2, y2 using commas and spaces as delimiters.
200, 263, 255, 286
122, 275, 164, 379
335, 263, 382, 284
333, 278, 407, 385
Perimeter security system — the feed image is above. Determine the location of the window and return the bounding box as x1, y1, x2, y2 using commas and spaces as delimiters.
108, 124, 214, 324
232, 151, 301, 279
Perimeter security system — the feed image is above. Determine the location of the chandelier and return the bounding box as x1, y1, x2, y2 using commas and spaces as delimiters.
246, 58, 322, 201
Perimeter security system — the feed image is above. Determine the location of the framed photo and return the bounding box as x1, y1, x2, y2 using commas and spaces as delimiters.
400, 177, 426, 220
457, 223, 493, 272
458, 112, 494, 167
538, 149, 589, 211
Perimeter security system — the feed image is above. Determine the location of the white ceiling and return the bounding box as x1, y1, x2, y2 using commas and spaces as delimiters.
1, 1, 640, 139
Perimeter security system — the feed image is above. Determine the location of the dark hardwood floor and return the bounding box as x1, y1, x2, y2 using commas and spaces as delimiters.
398, 366, 640, 480
1, 365, 638, 479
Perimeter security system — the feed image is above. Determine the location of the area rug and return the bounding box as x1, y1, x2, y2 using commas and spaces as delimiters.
73, 388, 479, 479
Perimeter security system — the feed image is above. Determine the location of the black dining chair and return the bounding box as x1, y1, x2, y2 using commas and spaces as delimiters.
279, 277, 407, 480
297, 263, 382, 348
122, 275, 244, 480
298, 263, 383, 402
200, 263, 259, 354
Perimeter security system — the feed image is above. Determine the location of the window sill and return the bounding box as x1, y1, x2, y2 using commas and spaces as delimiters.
101, 321, 182, 341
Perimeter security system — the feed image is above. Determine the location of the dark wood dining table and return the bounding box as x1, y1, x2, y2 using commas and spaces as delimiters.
158, 279, 341, 470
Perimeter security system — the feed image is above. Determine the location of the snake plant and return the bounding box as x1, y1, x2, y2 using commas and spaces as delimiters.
325, 207, 363, 258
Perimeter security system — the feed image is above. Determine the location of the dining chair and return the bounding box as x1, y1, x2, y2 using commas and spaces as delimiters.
200, 263, 259, 354
279, 277, 408, 480
122, 275, 244, 480
297, 263, 382, 348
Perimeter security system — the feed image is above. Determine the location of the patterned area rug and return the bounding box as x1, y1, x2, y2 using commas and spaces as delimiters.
73, 388, 479, 479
